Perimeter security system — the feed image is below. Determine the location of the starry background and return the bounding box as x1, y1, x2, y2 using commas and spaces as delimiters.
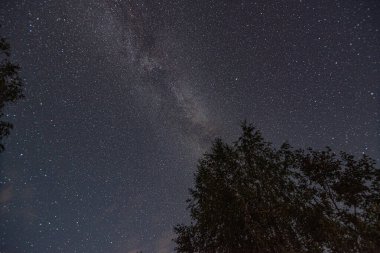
0, 0, 379, 252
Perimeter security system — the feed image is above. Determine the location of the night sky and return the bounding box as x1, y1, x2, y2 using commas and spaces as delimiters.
0, 0, 379, 252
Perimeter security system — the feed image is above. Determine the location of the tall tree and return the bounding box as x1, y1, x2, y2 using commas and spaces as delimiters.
0, 35, 23, 152
174, 123, 380, 253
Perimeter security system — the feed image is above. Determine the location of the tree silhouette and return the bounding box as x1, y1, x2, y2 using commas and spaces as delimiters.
0, 35, 23, 152
174, 122, 380, 253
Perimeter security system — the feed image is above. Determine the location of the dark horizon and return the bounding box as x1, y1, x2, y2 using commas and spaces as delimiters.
0, 0, 379, 252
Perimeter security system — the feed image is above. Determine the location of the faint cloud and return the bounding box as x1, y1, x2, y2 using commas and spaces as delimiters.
0, 184, 13, 204
127, 249, 142, 253
116, 235, 142, 253
156, 231, 174, 253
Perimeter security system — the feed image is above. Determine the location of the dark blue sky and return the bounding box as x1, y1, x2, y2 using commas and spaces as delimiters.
0, 0, 379, 252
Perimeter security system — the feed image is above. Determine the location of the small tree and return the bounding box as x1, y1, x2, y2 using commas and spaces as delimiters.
0, 35, 23, 152
174, 123, 380, 252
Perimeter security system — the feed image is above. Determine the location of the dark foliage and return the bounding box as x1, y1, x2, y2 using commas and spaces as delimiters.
0, 35, 23, 152
174, 122, 380, 253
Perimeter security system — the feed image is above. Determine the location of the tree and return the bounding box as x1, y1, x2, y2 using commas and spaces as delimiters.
0, 35, 23, 152
174, 123, 380, 253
